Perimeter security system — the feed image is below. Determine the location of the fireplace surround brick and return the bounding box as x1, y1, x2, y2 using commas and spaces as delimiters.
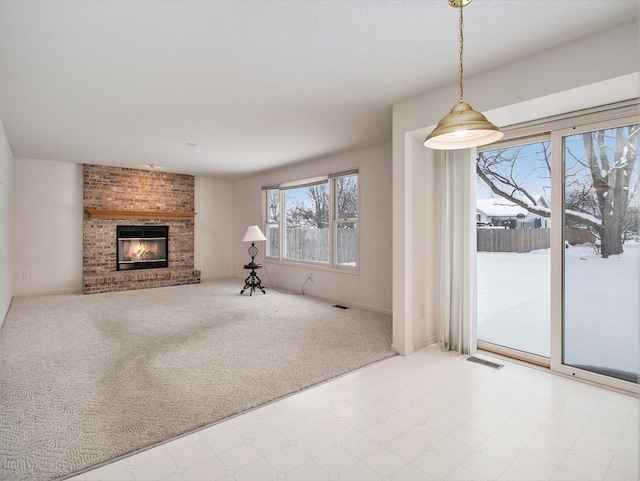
83, 164, 200, 294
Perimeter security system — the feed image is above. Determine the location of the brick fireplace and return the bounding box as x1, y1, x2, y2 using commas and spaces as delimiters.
83, 164, 201, 294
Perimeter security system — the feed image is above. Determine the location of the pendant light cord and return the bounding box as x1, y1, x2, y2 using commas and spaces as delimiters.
424, 0, 504, 149
458, 3, 464, 103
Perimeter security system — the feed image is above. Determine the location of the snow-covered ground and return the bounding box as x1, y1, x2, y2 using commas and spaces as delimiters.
477, 242, 639, 378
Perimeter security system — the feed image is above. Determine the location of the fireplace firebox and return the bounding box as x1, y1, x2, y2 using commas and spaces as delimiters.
116, 225, 169, 271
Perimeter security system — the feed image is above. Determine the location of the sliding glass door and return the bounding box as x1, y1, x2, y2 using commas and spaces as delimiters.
476, 108, 638, 390
476, 137, 551, 362
561, 122, 639, 384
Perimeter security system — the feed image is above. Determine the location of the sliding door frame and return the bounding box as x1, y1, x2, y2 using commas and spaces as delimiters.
476, 133, 551, 368
550, 114, 639, 393
477, 101, 639, 394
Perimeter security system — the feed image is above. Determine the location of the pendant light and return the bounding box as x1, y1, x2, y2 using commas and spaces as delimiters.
424, 0, 503, 150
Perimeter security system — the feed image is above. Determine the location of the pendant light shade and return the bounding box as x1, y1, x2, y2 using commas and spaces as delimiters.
424, 101, 503, 150
424, 0, 503, 150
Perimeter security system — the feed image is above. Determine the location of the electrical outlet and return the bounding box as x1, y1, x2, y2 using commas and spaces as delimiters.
22, 271, 29, 279
308, 274, 314, 281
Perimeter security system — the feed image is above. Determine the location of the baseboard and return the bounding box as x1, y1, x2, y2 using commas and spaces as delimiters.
413, 336, 437, 351
322, 297, 391, 315
11, 278, 390, 315
391, 344, 414, 356
12, 287, 83, 297
258, 278, 391, 314
288, 291, 391, 315
0, 297, 11, 331
392, 336, 437, 357
199, 274, 237, 283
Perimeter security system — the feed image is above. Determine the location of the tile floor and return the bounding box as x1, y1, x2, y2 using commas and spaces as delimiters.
67, 345, 638, 481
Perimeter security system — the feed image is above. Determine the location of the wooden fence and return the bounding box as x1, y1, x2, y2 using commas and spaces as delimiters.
477, 228, 550, 253
267, 228, 356, 263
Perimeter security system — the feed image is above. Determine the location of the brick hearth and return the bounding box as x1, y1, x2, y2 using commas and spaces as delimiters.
83, 164, 201, 294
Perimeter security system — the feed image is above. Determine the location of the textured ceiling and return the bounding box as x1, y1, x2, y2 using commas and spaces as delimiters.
0, 0, 638, 179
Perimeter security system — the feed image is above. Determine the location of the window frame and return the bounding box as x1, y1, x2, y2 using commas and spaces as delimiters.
331, 172, 359, 271
551, 114, 639, 392
476, 134, 552, 368
282, 179, 330, 265
263, 186, 280, 259
262, 170, 359, 273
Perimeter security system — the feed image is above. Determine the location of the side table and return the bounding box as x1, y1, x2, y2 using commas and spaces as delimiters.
241, 263, 266, 296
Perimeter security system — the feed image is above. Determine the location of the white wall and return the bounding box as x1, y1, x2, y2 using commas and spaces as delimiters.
12, 158, 84, 295
392, 20, 640, 354
233, 142, 392, 313
11, 160, 236, 295
194, 176, 235, 280
0, 117, 14, 328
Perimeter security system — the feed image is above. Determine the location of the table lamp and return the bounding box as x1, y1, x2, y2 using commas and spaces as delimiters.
242, 225, 267, 268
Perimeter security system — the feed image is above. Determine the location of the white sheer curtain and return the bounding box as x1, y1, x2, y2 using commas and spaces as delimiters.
436, 148, 477, 355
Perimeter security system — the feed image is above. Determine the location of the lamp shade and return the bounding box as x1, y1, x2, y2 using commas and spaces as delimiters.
242, 225, 267, 243
424, 102, 503, 150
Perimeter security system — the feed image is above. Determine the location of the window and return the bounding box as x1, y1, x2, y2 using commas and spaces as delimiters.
333, 173, 358, 266
263, 170, 358, 269
265, 188, 279, 258
284, 181, 329, 263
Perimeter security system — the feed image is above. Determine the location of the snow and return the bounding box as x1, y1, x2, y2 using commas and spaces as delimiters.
476, 198, 529, 217
478, 242, 639, 378
566, 209, 601, 226
477, 248, 550, 357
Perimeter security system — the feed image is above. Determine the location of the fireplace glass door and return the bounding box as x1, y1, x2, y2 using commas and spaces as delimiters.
116, 226, 169, 270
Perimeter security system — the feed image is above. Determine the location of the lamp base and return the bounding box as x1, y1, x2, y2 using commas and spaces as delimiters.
241, 265, 266, 296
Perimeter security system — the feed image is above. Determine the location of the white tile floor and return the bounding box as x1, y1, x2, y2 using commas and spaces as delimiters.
67, 346, 638, 481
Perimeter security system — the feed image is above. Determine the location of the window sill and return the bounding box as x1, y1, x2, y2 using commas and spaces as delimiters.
262, 257, 359, 275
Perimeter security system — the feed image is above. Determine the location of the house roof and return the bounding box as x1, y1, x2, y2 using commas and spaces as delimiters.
0, 1, 638, 179
476, 198, 530, 219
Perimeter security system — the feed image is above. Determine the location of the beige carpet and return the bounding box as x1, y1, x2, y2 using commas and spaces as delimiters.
0, 279, 394, 481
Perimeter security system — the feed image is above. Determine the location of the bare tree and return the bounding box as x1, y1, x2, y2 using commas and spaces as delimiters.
267, 189, 279, 222
476, 124, 639, 258
284, 178, 358, 230
336, 176, 358, 225
476, 142, 551, 219
286, 200, 315, 228
573, 126, 639, 256
307, 184, 329, 229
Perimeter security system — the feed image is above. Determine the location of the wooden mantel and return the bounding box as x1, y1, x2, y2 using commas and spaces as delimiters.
84, 208, 196, 220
